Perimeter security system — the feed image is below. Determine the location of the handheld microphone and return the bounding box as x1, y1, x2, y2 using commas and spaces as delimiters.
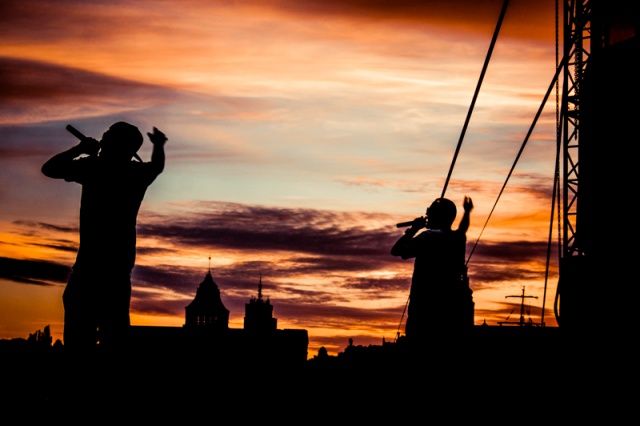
396, 220, 414, 228
396, 216, 427, 228
66, 124, 86, 141
66, 124, 142, 162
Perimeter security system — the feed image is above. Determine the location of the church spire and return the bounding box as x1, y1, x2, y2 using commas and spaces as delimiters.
244, 272, 276, 332
184, 264, 229, 329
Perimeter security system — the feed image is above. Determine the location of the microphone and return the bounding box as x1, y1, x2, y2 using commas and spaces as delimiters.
397, 218, 426, 228
66, 124, 86, 141
66, 124, 142, 162
396, 220, 414, 228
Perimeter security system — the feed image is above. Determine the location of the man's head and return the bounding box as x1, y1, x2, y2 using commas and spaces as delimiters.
99, 122, 143, 161
426, 197, 457, 230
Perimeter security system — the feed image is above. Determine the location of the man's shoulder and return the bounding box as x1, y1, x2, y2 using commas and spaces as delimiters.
416, 228, 465, 241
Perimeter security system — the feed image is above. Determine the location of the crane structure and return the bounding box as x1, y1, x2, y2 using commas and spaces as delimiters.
555, 0, 593, 330
556, 0, 638, 332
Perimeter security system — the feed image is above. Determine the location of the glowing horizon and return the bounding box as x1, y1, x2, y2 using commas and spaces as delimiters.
0, 0, 562, 357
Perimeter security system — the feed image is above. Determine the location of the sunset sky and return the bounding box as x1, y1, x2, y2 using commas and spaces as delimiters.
0, 0, 564, 357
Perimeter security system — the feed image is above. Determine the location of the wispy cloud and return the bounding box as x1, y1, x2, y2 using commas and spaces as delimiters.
0, 0, 563, 352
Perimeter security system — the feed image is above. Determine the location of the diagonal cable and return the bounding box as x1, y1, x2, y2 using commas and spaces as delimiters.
441, 0, 509, 199
466, 56, 567, 265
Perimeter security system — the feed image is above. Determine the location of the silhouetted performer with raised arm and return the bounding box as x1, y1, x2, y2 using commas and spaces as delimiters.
42, 122, 167, 355
391, 196, 474, 348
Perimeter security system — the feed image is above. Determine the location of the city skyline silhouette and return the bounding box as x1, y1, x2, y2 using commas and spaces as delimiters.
1, 4, 637, 414
0, 0, 569, 355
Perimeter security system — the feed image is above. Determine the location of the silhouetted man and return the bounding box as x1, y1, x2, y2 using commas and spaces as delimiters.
391, 196, 474, 347
42, 121, 167, 354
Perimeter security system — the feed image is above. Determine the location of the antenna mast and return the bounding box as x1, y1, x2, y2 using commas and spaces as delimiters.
500, 287, 539, 326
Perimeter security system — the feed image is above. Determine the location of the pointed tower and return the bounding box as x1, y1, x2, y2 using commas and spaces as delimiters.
184, 264, 229, 330
243, 273, 277, 333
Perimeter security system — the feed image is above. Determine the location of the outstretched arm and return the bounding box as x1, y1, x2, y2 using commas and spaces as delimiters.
147, 127, 167, 174
458, 196, 473, 233
41, 137, 99, 179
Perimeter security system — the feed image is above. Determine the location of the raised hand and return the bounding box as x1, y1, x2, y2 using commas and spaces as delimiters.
147, 127, 168, 145
463, 196, 473, 213
411, 216, 426, 231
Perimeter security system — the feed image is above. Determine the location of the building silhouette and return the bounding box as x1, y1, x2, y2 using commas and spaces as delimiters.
243, 273, 277, 333
129, 269, 309, 367
184, 270, 230, 329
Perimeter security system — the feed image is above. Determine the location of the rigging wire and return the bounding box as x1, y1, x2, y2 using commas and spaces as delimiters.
552, 0, 564, 327
394, 294, 410, 343
542, 167, 559, 326
465, 56, 567, 267
441, 0, 509, 199
541, 0, 562, 329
